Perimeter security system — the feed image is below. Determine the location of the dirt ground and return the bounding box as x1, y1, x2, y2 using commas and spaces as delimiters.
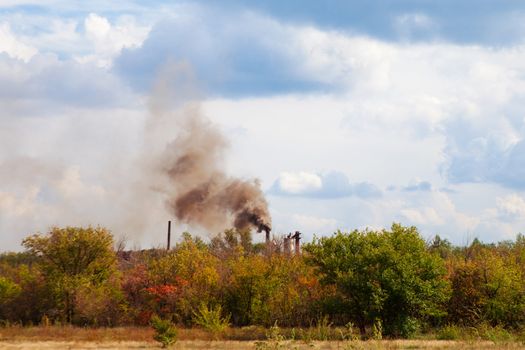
1, 340, 525, 350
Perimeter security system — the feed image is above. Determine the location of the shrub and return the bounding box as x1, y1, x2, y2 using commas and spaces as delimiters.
192, 303, 230, 338
372, 319, 383, 340
399, 317, 421, 339
437, 324, 461, 340
338, 322, 360, 341
476, 323, 514, 342
150, 315, 177, 348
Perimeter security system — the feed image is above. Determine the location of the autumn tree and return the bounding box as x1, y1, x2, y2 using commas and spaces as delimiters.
146, 233, 220, 324
448, 238, 525, 327
22, 226, 118, 324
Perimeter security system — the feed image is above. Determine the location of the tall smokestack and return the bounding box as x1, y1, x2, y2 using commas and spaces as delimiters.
167, 220, 171, 250
258, 223, 271, 244
284, 233, 292, 255
293, 231, 301, 255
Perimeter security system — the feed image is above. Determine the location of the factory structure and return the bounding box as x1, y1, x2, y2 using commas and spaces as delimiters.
165, 220, 301, 255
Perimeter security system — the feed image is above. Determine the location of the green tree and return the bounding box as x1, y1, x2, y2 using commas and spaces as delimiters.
151, 315, 177, 348
304, 223, 450, 337
448, 238, 525, 327
22, 226, 117, 323
0, 277, 20, 299
0, 276, 21, 320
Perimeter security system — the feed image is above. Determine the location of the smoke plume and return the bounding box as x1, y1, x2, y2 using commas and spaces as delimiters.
149, 63, 271, 234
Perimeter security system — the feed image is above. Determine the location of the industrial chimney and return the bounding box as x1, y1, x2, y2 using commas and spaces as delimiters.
292, 231, 301, 255
167, 220, 172, 250
283, 233, 292, 255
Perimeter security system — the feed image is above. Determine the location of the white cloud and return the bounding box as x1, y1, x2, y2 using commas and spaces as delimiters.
0, 13, 150, 68
270, 171, 381, 198
401, 207, 443, 225
0, 22, 37, 61
79, 13, 150, 67
275, 172, 322, 194
2, 4, 525, 250
292, 214, 338, 232
85, 13, 111, 38
292, 27, 525, 190
404, 191, 479, 232
496, 194, 525, 220
0, 50, 138, 109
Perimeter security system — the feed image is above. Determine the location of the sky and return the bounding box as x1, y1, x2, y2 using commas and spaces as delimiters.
1, 1, 525, 250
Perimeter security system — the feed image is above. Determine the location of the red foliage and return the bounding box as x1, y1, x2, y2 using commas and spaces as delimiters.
141, 277, 189, 319
145, 284, 179, 302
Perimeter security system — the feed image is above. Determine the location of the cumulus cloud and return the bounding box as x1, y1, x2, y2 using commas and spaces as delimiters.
495, 194, 525, 221
274, 172, 322, 194
396, 191, 480, 241
111, 6, 525, 200
0, 22, 37, 61
0, 53, 135, 109
270, 171, 381, 199
79, 13, 150, 67
2, 1, 525, 250
400, 207, 443, 226
0, 13, 148, 110
114, 9, 332, 95
291, 214, 338, 232
443, 116, 525, 189
0, 11, 150, 66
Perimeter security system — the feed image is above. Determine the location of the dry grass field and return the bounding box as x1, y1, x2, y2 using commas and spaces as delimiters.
1, 327, 525, 349
1, 339, 525, 349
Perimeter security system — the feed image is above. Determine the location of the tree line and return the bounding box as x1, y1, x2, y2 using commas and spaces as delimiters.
0, 224, 524, 338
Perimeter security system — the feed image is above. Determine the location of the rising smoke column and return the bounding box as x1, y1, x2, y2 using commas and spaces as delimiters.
150, 63, 271, 234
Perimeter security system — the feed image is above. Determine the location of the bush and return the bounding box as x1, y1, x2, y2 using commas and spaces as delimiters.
192, 303, 230, 338
476, 323, 514, 342
399, 317, 421, 339
150, 315, 177, 348
437, 324, 461, 340
338, 322, 360, 341
371, 319, 383, 340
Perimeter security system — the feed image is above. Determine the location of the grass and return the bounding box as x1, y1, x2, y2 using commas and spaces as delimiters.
0, 326, 524, 349
0, 339, 524, 349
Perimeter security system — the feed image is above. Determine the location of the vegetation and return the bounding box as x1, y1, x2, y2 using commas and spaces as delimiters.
192, 303, 230, 338
1, 224, 525, 344
21, 226, 120, 325
303, 224, 449, 337
150, 315, 177, 347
